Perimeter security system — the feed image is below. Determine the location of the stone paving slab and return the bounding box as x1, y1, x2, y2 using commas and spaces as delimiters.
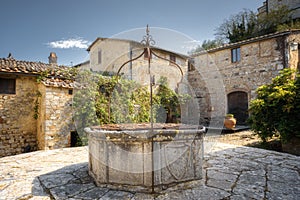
0, 142, 299, 199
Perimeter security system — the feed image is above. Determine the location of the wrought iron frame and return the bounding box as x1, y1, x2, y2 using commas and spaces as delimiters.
115, 25, 185, 193
116, 25, 184, 128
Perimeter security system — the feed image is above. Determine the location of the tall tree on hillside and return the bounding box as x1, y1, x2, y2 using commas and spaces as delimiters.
215, 9, 258, 43
257, 5, 292, 35
215, 6, 293, 43
201, 39, 224, 50
188, 39, 224, 55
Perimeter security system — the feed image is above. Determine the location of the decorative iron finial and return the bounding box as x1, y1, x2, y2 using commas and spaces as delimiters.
146, 24, 150, 36
141, 24, 155, 47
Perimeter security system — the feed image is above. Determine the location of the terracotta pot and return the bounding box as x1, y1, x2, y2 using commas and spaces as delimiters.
224, 116, 236, 129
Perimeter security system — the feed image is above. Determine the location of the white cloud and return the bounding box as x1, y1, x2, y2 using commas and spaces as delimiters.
184, 39, 201, 44
181, 39, 202, 52
47, 38, 90, 49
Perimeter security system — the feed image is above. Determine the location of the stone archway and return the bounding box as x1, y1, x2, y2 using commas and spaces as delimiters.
227, 91, 248, 125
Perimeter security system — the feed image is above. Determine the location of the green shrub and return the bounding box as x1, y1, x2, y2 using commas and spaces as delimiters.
248, 68, 300, 142
73, 71, 186, 145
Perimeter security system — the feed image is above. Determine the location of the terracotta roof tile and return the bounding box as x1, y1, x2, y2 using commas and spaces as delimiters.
0, 57, 69, 74
0, 57, 75, 88
42, 78, 74, 89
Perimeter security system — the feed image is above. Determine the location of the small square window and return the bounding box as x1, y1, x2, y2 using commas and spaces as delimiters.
231, 47, 241, 63
0, 78, 16, 94
188, 60, 195, 71
98, 49, 102, 64
170, 54, 176, 64
68, 89, 73, 95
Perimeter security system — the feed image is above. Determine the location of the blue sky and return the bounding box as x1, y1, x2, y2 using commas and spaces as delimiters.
0, 0, 263, 66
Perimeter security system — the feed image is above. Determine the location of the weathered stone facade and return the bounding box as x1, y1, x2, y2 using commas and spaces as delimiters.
37, 85, 74, 150
0, 76, 38, 156
86, 38, 189, 91
87, 126, 204, 193
189, 30, 300, 126
0, 57, 75, 157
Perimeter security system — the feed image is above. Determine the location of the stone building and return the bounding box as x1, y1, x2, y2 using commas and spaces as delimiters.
81, 38, 189, 91
189, 30, 300, 126
0, 53, 75, 157
1, 29, 299, 157
258, 0, 300, 20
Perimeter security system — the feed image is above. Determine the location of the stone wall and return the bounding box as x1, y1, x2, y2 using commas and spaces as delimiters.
130, 48, 188, 90
0, 75, 75, 157
0, 76, 38, 157
189, 33, 300, 126
89, 38, 132, 73
287, 33, 300, 70
188, 69, 212, 125
88, 39, 188, 91
38, 85, 74, 150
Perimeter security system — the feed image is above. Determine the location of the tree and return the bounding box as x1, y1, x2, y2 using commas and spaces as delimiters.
248, 69, 300, 143
215, 9, 258, 43
214, 6, 292, 43
155, 77, 180, 123
257, 5, 292, 35
188, 39, 224, 55
277, 19, 300, 32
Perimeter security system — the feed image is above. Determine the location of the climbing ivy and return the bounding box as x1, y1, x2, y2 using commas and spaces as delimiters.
36, 70, 50, 83
73, 70, 152, 134
33, 90, 42, 119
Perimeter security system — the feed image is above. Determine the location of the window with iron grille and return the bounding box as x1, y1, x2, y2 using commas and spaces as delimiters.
0, 78, 16, 94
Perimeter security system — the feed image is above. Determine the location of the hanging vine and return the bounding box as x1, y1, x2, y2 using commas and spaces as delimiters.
33, 90, 42, 119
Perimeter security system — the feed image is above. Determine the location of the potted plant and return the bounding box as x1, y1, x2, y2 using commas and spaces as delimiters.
224, 114, 237, 129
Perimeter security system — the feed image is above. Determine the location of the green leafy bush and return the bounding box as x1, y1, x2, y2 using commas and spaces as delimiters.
73, 71, 187, 145
248, 68, 300, 142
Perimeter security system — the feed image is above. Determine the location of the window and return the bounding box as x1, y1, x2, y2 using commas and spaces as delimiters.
0, 78, 16, 94
98, 49, 102, 64
188, 60, 195, 71
170, 54, 176, 64
231, 47, 241, 63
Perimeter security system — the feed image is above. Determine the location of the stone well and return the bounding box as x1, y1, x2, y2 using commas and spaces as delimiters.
85, 123, 205, 193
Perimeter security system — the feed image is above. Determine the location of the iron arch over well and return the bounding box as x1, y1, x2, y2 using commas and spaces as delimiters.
227, 91, 249, 125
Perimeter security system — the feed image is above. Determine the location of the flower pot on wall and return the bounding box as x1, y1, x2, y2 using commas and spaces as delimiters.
224, 114, 237, 129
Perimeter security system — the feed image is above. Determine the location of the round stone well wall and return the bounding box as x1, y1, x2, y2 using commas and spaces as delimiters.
85, 123, 205, 193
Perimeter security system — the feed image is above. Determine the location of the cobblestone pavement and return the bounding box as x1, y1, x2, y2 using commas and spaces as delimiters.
0, 142, 299, 200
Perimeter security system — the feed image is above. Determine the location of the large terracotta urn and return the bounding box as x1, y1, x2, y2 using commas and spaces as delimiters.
224, 114, 237, 129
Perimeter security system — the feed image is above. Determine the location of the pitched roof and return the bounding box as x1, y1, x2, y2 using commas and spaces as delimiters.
0, 57, 74, 88
191, 29, 300, 56
87, 37, 190, 59
42, 78, 75, 88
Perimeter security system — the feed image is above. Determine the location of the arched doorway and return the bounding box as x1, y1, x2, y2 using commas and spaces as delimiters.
227, 91, 248, 125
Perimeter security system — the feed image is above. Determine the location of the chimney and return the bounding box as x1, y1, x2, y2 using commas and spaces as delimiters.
48, 52, 57, 64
